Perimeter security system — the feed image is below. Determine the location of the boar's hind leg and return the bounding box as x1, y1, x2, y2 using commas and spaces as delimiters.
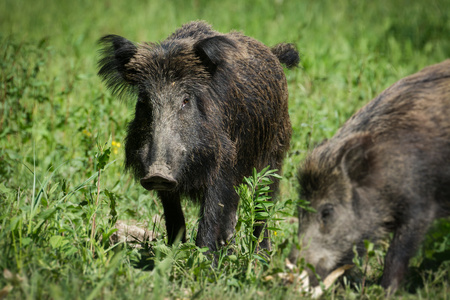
253, 225, 270, 251
196, 180, 239, 252
158, 191, 186, 245
380, 216, 432, 292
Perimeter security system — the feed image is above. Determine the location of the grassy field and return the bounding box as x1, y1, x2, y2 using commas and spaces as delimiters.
1, 0, 450, 299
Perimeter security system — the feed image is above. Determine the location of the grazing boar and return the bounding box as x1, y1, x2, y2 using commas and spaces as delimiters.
294, 60, 450, 292
97, 21, 299, 252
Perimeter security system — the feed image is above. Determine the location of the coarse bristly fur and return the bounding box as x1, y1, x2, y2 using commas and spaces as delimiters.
97, 21, 299, 252
294, 60, 450, 293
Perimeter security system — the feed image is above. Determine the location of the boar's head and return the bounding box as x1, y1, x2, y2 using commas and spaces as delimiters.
297, 133, 388, 284
97, 34, 237, 193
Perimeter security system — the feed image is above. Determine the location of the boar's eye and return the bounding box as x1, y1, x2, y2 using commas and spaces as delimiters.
181, 97, 190, 109
319, 203, 334, 224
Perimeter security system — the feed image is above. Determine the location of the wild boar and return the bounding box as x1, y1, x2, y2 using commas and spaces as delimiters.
295, 60, 450, 292
97, 21, 299, 252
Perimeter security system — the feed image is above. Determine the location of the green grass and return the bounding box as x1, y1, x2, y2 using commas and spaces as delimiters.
1, 0, 450, 299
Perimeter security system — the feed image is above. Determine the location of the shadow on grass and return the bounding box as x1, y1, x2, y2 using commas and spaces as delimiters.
132, 246, 156, 270
405, 249, 450, 293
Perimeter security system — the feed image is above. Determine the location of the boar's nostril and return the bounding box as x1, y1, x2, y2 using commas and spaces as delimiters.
140, 174, 177, 191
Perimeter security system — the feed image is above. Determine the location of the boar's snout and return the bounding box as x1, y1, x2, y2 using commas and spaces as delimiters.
140, 165, 177, 191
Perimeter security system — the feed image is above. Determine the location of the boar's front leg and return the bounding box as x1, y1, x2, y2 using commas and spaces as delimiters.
158, 191, 186, 245
380, 214, 432, 292
196, 179, 239, 251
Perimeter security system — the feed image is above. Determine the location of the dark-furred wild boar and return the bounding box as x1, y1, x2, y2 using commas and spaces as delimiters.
97, 21, 299, 252
295, 60, 450, 292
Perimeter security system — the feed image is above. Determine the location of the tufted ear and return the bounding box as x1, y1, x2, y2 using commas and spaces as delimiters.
339, 133, 375, 184
193, 35, 236, 76
97, 35, 138, 97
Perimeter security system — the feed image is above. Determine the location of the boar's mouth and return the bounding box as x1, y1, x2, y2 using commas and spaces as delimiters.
140, 173, 178, 191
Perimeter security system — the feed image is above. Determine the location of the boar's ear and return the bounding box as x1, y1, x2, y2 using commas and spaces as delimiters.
97, 35, 138, 97
193, 36, 237, 75
339, 133, 375, 184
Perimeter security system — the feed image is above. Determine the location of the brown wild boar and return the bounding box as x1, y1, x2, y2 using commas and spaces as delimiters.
294, 60, 450, 292
97, 21, 299, 252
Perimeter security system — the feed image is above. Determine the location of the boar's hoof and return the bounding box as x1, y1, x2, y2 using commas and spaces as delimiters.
140, 174, 177, 191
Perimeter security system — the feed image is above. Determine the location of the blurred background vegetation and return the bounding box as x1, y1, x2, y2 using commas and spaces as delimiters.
1, 0, 449, 299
